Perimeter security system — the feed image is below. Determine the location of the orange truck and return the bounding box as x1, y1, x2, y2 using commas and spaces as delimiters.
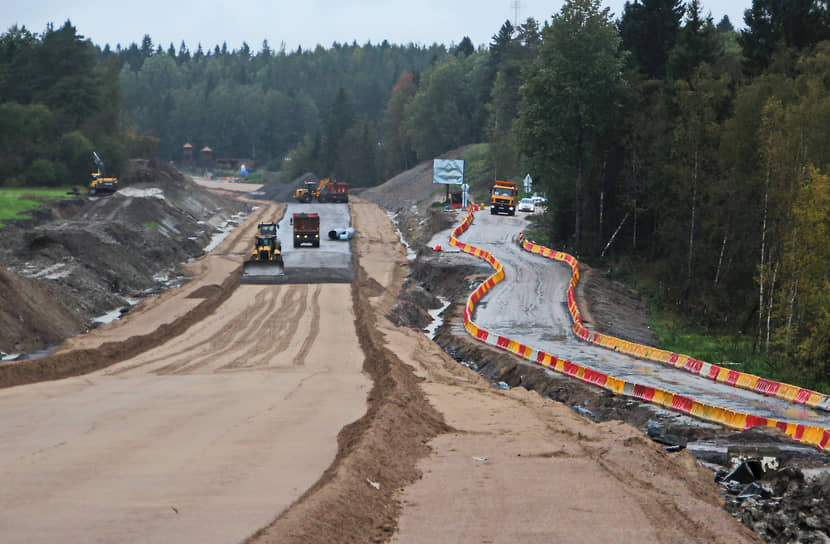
489, 180, 518, 215
292, 212, 320, 248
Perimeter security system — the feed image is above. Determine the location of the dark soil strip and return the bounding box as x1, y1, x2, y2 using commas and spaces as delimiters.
246, 260, 451, 544
0, 268, 242, 389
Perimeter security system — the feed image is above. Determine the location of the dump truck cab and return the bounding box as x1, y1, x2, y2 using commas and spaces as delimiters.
293, 212, 320, 248
490, 180, 518, 215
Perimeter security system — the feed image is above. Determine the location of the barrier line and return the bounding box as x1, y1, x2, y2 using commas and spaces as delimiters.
449, 206, 829, 453
516, 233, 830, 413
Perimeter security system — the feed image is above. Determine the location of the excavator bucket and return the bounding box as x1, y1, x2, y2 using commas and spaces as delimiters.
241, 255, 285, 283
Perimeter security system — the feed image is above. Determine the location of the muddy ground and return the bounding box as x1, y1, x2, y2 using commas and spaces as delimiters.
0, 159, 247, 356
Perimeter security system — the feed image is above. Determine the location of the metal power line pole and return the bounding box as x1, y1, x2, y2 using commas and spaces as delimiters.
511, 0, 521, 26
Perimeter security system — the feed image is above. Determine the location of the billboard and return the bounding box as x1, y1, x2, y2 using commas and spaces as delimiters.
433, 159, 465, 185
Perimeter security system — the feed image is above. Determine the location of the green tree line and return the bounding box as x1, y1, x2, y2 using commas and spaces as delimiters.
112, 36, 447, 185
0, 21, 135, 186
509, 0, 830, 387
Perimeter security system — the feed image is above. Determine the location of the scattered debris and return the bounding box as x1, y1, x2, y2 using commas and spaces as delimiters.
366, 479, 381, 490
736, 482, 772, 500
646, 419, 687, 450
572, 405, 596, 420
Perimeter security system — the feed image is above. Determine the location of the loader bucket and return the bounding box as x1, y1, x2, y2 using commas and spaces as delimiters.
241, 256, 285, 283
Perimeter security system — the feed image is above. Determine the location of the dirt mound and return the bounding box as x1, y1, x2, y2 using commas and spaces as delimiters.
257, 172, 319, 202
359, 146, 474, 214
0, 267, 82, 356
0, 158, 248, 354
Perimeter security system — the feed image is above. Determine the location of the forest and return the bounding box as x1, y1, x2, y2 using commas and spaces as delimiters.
0, 0, 829, 388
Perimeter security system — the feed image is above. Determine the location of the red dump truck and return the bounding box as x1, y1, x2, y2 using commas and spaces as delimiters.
318, 180, 349, 203
292, 212, 320, 248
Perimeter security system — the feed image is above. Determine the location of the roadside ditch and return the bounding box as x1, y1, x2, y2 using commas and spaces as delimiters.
388, 205, 830, 544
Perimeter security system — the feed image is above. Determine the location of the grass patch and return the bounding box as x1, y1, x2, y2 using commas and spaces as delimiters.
0, 188, 74, 228
646, 286, 826, 391
458, 144, 494, 204
145, 220, 160, 230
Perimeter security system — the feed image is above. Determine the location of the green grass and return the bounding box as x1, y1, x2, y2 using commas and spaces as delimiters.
458, 143, 494, 203
145, 220, 160, 230
646, 287, 828, 392
0, 188, 74, 228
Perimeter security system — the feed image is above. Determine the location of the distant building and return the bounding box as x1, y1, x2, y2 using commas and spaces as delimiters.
182, 142, 193, 167
200, 146, 214, 169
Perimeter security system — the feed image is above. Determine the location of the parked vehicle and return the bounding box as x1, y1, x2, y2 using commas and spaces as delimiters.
518, 198, 535, 212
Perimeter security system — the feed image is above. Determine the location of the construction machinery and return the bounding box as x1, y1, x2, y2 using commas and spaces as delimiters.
294, 178, 349, 203
294, 178, 323, 203
292, 212, 320, 247
489, 180, 518, 215
241, 222, 285, 279
318, 180, 349, 203
89, 152, 119, 196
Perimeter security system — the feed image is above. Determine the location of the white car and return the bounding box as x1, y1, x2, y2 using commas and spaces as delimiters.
531, 194, 547, 206
518, 198, 535, 212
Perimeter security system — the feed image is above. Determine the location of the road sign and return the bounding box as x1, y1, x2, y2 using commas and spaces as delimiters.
523, 174, 532, 193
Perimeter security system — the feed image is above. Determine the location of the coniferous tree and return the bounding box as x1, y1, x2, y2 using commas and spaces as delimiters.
619, 0, 684, 78
518, 0, 626, 253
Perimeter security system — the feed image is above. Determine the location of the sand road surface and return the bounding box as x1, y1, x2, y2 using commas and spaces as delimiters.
0, 202, 369, 543
0, 197, 762, 543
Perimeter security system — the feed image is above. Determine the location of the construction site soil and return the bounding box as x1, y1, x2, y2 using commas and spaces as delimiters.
0, 159, 246, 358
0, 154, 827, 542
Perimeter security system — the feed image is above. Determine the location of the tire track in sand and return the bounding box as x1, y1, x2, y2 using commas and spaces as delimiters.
218, 285, 311, 371
290, 285, 322, 367
105, 287, 282, 375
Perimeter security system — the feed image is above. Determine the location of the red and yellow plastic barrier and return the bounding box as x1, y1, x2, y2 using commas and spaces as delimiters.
449, 206, 830, 453
517, 233, 830, 414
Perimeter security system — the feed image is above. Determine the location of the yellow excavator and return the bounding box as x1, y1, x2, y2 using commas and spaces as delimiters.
293, 178, 330, 203
89, 152, 119, 196
241, 222, 285, 281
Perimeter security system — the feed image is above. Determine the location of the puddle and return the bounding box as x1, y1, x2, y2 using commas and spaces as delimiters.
2, 345, 58, 362
424, 297, 451, 340
204, 212, 247, 253
387, 212, 416, 261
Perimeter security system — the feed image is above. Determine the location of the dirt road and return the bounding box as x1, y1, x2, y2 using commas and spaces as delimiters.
0, 202, 369, 543
429, 211, 830, 428
0, 195, 762, 543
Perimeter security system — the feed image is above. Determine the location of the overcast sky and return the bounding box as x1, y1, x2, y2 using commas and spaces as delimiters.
6, 0, 751, 53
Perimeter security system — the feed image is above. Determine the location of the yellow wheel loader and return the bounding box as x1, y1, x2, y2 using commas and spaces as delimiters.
241, 222, 285, 281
